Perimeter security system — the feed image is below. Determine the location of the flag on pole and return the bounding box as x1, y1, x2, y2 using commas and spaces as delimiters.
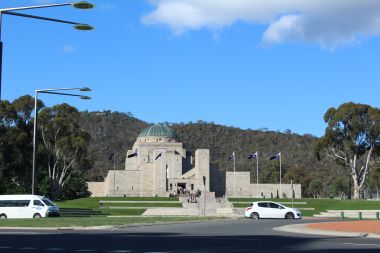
269, 152, 281, 160
247, 152, 258, 160
127, 151, 138, 158
155, 152, 162, 160
227, 151, 235, 161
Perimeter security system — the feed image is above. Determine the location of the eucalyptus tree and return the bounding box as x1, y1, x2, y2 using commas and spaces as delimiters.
39, 103, 90, 200
314, 102, 380, 199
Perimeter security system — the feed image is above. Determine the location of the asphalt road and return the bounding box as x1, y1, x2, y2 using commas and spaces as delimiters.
0, 219, 380, 252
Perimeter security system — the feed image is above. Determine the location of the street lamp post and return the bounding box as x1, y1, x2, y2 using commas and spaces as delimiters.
32, 87, 91, 195
0, 1, 94, 100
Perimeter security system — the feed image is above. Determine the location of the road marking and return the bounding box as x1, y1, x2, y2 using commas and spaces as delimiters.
46, 248, 65, 251
19, 247, 37, 250
0, 246, 12, 249
344, 243, 380, 247
109, 251, 132, 253
75, 250, 96, 252
143, 251, 172, 253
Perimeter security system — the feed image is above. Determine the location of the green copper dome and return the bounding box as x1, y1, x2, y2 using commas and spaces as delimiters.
138, 124, 178, 139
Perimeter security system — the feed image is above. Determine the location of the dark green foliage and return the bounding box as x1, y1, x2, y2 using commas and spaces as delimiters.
60, 171, 90, 200
0, 96, 42, 194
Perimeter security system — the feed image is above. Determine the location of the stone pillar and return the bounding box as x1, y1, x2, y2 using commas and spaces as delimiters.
154, 149, 167, 197
195, 149, 210, 192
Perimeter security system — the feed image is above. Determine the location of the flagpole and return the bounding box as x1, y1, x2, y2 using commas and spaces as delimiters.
280, 152, 282, 199
256, 152, 259, 199
233, 151, 236, 198
161, 151, 163, 197
113, 153, 116, 196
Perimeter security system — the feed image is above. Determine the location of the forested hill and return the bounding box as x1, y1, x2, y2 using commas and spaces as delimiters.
80, 111, 338, 197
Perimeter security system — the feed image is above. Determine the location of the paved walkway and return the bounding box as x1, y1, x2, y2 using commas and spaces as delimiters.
275, 220, 380, 239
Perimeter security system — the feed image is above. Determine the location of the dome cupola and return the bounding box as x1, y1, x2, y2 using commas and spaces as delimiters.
138, 124, 179, 143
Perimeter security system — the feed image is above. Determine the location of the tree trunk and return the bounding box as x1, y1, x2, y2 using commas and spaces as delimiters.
353, 177, 361, 199
49, 179, 61, 201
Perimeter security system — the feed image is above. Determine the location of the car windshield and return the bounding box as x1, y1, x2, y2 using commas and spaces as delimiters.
42, 197, 55, 207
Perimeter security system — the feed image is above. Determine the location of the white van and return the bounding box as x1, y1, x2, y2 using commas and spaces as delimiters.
0, 195, 60, 219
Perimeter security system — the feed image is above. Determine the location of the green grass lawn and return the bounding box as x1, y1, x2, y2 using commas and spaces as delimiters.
229, 198, 380, 216
56, 197, 182, 216
0, 216, 219, 227
57, 197, 180, 209
103, 202, 182, 208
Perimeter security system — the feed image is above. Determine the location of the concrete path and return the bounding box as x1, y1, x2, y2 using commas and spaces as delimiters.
274, 220, 380, 239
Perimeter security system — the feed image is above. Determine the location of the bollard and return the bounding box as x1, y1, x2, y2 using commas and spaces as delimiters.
358, 212, 362, 220
340, 211, 344, 220
376, 212, 379, 220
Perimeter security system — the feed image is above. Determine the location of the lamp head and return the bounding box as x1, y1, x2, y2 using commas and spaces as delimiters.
80, 87, 92, 92
74, 24, 94, 31
72, 1, 95, 9
80, 96, 92, 100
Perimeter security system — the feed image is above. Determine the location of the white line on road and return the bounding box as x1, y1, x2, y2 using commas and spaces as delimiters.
144, 252, 169, 253
344, 243, 380, 247
19, 247, 37, 250
109, 251, 132, 253
0, 246, 12, 249
74, 250, 96, 252
46, 248, 65, 251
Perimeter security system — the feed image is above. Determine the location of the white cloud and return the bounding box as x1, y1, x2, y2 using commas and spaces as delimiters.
60, 44, 76, 53
142, 0, 380, 49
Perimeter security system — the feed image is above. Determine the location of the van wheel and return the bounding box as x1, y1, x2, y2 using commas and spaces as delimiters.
0, 214, 7, 219
250, 212, 260, 220
33, 213, 41, 219
285, 212, 295, 219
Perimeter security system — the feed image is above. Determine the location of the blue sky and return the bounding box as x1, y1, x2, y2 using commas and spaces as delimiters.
1, 0, 380, 137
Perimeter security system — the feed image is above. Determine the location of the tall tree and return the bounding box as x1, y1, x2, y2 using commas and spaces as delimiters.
39, 103, 90, 200
0, 96, 43, 193
314, 102, 380, 199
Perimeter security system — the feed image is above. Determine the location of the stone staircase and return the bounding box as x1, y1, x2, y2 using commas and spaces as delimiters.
194, 192, 240, 216
143, 193, 240, 216
179, 196, 198, 209
198, 192, 218, 215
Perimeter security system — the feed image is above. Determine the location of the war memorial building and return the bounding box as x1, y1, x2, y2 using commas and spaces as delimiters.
88, 124, 301, 198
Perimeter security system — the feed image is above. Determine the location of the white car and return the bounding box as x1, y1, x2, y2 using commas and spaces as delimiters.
244, 201, 302, 219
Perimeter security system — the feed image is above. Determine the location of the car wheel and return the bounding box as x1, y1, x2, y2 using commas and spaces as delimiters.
250, 212, 260, 220
0, 214, 7, 219
33, 213, 42, 219
285, 212, 295, 219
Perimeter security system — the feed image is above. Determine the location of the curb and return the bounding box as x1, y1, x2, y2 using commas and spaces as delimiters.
0, 217, 236, 231
273, 223, 380, 239
0, 225, 115, 231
